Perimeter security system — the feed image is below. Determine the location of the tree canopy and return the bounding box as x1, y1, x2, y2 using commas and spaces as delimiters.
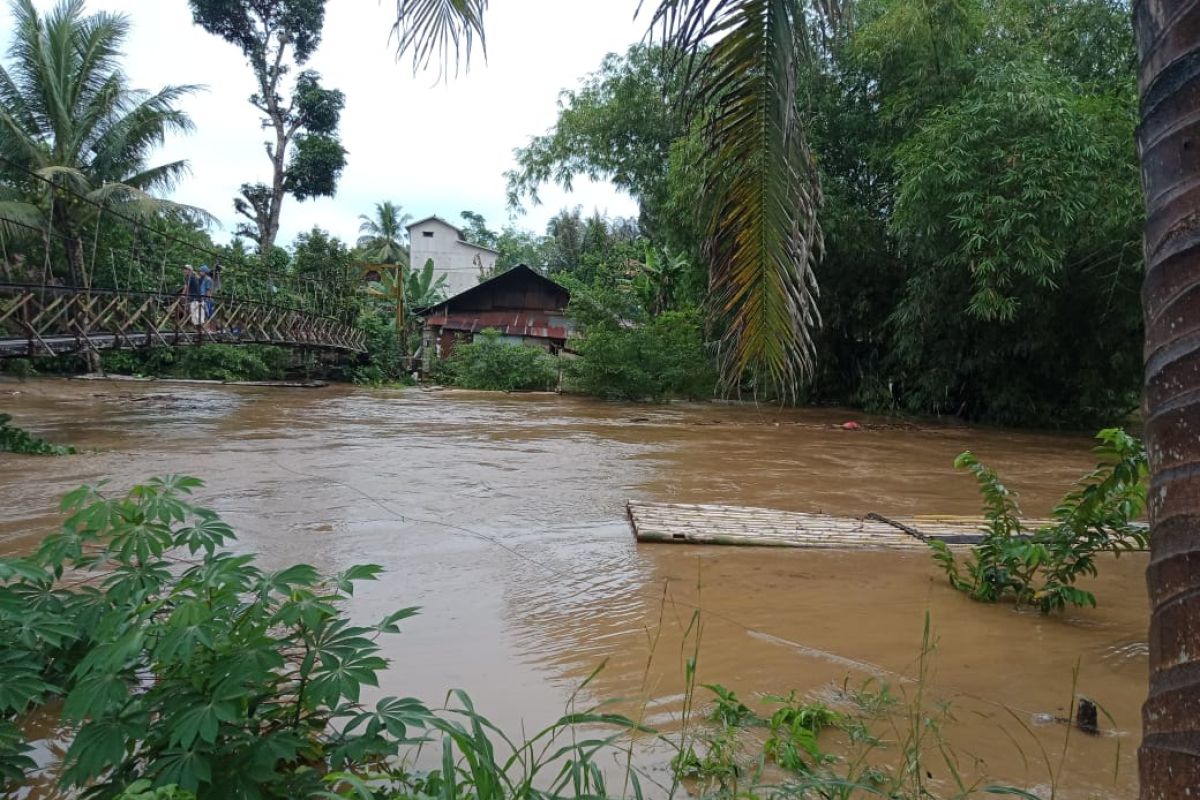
188, 0, 346, 252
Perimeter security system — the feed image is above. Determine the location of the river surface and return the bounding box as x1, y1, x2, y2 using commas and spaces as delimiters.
0, 378, 1147, 798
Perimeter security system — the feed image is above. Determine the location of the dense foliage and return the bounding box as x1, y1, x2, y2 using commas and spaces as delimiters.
931, 428, 1148, 613
0, 476, 425, 796
101, 345, 292, 382
443, 330, 559, 392
0, 0, 1146, 426
346, 312, 410, 386
568, 311, 715, 402
510, 0, 1142, 425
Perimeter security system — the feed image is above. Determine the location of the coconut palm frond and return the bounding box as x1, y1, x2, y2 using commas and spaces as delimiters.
0, 199, 45, 238
2, 0, 200, 227
0, 71, 41, 167
649, 0, 823, 398
358, 201, 412, 265
86, 180, 217, 227
391, 0, 488, 78
89, 84, 200, 184
116, 159, 194, 196
35, 164, 92, 194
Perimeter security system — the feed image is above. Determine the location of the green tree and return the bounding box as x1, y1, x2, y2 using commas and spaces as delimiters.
506, 44, 690, 242
494, 226, 552, 271
458, 210, 498, 249
358, 202, 411, 348
0, 0, 200, 287
189, 0, 347, 252
291, 227, 357, 321
357, 201, 412, 265
569, 310, 715, 402
545, 207, 585, 275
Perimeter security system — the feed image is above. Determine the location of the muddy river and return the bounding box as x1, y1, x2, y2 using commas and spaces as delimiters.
0, 378, 1147, 798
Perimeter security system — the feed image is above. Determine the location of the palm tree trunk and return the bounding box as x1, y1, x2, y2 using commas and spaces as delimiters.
52, 198, 81, 287
396, 264, 408, 362
1134, 3, 1200, 797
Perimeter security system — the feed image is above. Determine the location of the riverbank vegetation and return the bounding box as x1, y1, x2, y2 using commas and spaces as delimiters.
932, 429, 1148, 613
0, 413, 74, 455
2, 479, 1083, 799
440, 329, 560, 392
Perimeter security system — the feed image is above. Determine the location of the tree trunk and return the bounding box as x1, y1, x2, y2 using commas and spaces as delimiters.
396, 264, 408, 359
52, 199, 80, 287
262, 121, 288, 253
1134, 3, 1200, 798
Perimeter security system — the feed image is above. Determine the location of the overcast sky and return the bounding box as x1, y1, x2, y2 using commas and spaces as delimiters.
1, 0, 644, 246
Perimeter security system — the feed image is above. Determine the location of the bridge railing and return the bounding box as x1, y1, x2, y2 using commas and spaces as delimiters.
0, 283, 366, 358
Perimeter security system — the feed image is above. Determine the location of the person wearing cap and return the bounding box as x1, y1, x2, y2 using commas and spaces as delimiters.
198, 265, 215, 332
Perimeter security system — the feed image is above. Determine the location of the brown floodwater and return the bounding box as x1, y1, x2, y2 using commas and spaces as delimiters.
0, 378, 1147, 798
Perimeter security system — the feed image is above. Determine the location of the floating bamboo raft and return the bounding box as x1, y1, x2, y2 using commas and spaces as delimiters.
626, 501, 991, 550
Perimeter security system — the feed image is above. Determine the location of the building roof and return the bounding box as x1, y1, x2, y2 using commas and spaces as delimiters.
406, 214, 462, 235
419, 264, 570, 316
406, 214, 501, 255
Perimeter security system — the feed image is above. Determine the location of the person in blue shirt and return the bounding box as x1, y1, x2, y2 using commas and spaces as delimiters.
199, 265, 215, 332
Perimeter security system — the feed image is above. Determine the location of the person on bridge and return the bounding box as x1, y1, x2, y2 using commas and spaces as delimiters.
181, 265, 206, 328
199, 265, 215, 333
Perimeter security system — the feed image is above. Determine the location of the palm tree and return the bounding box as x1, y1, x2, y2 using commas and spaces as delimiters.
357, 201, 412, 266
0, 0, 201, 288
1133, 3, 1200, 797
359, 200, 413, 354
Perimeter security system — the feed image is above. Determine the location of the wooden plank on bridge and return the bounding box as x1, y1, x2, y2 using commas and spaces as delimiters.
626, 501, 989, 550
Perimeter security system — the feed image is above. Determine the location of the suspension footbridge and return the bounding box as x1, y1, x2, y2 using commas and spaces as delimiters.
0, 284, 365, 359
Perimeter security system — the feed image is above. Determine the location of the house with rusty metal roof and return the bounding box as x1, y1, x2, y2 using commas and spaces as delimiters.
416, 265, 574, 373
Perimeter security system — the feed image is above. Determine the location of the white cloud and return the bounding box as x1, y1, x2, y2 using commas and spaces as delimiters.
1, 0, 645, 247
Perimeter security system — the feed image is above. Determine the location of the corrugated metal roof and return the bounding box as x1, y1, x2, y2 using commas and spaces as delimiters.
425, 310, 575, 339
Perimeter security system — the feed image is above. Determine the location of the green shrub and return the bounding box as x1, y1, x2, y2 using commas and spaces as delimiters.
100, 350, 153, 376
444, 329, 559, 391
0, 358, 36, 379
931, 428, 1148, 613
0, 413, 75, 455
568, 311, 715, 401
0, 476, 426, 797
351, 312, 409, 385
101, 345, 291, 382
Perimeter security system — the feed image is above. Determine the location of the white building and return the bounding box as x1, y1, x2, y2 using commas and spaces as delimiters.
407, 215, 499, 297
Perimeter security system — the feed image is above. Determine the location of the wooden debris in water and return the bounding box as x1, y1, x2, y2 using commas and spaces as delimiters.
626, 501, 987, 550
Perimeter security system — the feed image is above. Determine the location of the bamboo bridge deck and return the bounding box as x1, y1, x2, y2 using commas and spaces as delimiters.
626, 501, 998, 550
